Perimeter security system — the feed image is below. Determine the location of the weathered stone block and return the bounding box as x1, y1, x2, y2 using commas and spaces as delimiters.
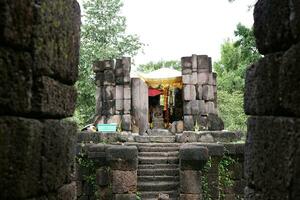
197, 72, 213, 85
181, 56, 192, 70
183, 101, 192, 115
112, 170, 137, 194
180, 170, 202, 194
183, 85, 196, 101
95, 87, 102, 115
115, 99, 124, 112
197, 55, 210, 72
177, 131, 198, 143
96, 168, 110, 186
212, 72, 217, 86
202, 85, 214, 100
245, 116, 300, 199
41, 120, 77, 192
32, 76, 77, 117
106, 115, 122, 125
184, 115, 194, 131
205, 101, 216, 114
0, 117, 43, 199
290, 0, 300, 41
182, 74, 192, 84
198, 100, 206, 115
254, 0, 294, 54
104, 69, 115, 85
57, 182, 77, 200
106, 146, 138, 170
0, 48, 33, 115
103, 86, 116, 100
124, 86, 131, 99
114, 194, 137, 200
176, 120, 184, 133
179, 194, 202, 200
244, 53, 282, 115
191, 100, 200, 115
32, 0, 80, 84
121, 114, 132, 131
279, 42, 300, 116
123, 99, 131, 114
115, 85, 124, 100
199, 133, 215, 143
207, 113, 224, 131
191, 72, 198, 84
95, 72, 104, 86
192, 54, 198, 72
0, 0, 33, 48
196, 85, 203, 100
93, 60, 104, 72
102, 100, 115, 115
179, 145, 208, 170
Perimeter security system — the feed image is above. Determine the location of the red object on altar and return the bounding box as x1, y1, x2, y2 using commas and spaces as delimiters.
148, 88, 162, 96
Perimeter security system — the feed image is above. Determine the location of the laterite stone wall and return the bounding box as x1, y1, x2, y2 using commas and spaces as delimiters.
0, 0, 81, 199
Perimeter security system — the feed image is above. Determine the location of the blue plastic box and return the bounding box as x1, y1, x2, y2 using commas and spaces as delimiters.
97, 123, 117, 132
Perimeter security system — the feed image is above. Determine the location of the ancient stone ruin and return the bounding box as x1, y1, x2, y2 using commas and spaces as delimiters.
0, 0, 300, 200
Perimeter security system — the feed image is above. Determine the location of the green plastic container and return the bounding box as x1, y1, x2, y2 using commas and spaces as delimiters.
97, 123, 117, 132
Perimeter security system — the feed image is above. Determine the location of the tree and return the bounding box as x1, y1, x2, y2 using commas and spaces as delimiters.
214, 23, 261, 131
75, 0, 143, 126
137, 60, 181, 73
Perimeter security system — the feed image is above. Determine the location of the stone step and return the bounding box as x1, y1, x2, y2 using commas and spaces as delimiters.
139, 147, 180, 152
138, 168, 179, 176
138, 175, 179, 182
138, 164, 178, 170
126, 142, 180, 147
138, 181, 179, 191
139, 156, 179, 164
140, 191, 178, 199
134, 136, 176, 143
139, 151, 179, 157
147, 129, 173, 136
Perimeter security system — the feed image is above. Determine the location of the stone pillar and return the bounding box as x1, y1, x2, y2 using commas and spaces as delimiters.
179, 145, 209, 200
94, 57, 132, 132
106, 146, 138, 200
131, 78, 149, 135
244, 0, 300, 199
182, 54, 219, 131
0, 0, 80, 199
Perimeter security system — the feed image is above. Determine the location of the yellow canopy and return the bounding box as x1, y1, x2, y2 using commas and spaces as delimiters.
138, 68, 182, 89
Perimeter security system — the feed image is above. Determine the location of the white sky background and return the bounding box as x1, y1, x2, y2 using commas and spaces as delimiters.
78, 0, 256, 66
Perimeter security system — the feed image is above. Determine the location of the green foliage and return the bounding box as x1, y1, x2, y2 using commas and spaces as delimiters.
218, 90, 247, 132
137, 60, 181, 72
214, 23, 260, 131
219, 155, 236, 199
76, 0, 143, 126
76, 153, 96, 187
202, 157, 212, 200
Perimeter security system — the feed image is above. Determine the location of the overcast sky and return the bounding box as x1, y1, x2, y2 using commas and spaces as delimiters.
78, 0, 256, 66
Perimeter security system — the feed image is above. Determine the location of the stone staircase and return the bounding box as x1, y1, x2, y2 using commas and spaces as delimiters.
136, 143, 180, 200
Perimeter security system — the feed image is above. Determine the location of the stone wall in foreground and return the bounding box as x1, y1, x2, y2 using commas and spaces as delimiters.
244, 0, 300, 199
0, 0, 81, 199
